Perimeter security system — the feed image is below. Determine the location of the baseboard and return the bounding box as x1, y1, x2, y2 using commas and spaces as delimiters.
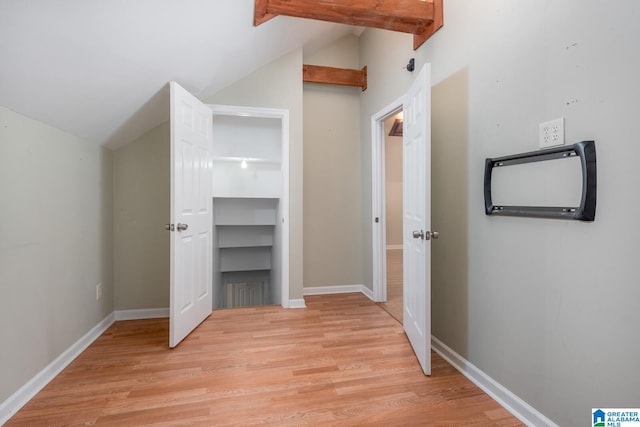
0, 312, 116, 425
431, 336, 558, 427
386, 245, 403, 250
360, 285, 374, 301
114, 307, 169, 321
288, 299, 307, 309
303, 284, 365, 296
303, 284, 374, 301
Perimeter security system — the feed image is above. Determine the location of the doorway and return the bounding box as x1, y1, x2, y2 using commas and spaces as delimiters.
371, 63, 433, 375
379, 111, 404, 322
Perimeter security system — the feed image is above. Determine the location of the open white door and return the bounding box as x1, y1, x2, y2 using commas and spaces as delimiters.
402, 64, 433, 375
169, 81, 213, 348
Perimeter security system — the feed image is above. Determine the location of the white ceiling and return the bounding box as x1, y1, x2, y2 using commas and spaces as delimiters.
0, 0, 358, 149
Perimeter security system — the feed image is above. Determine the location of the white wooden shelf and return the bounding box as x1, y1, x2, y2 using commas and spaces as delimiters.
213, 197, 278, 225
219, 247, 271, 272
217, 225, 274, 248
213, 156, 280, 165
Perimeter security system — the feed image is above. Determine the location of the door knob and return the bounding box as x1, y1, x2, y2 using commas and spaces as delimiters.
426, 231, 439, 240
412, 230, 424, 240
176, 223, 189, 231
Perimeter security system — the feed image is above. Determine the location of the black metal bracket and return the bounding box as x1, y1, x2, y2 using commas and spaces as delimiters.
484, 141, 597, 221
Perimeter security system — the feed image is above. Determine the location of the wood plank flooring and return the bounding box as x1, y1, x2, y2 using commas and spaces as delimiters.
378, 249, 403, 322
7, 294, 522, 426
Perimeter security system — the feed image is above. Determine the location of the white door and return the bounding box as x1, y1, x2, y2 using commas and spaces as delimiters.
402, 64, 432, 375
169, 81, 213, 348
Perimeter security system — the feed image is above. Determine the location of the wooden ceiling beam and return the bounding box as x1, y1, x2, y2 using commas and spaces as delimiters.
255, 0, 443, 49
413, 0, 443, 50
303, 65, 368, 91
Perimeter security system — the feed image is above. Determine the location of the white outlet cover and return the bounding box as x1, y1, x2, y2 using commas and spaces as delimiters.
539, 117, 565, 149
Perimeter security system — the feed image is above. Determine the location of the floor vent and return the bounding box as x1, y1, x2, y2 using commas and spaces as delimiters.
226, 281, 264, 308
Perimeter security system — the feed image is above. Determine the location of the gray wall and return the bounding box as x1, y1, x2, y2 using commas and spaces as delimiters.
0, 106, 113, 404
113, 121, 170, 309
431, 68, 470, 361
111, 49, 305, 308
303, 35, 363, 287
359, 29, 415, 291
359, 1, 640, 425
384, 115, 403, 247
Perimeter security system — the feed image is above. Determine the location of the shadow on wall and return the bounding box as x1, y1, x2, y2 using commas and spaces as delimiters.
431, 67, 470, 358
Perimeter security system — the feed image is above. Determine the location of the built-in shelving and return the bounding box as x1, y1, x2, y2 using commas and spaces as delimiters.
210, 105, 288, 310
213, 197, 280, 308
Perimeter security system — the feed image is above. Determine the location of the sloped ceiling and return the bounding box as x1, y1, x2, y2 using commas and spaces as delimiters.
0, 0, 358, 149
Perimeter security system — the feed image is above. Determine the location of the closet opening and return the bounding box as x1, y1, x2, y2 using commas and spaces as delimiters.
379, 110, 404, 322
209, 107, 290, 309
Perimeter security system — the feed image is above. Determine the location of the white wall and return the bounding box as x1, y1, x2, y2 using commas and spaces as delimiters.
303, 35, 363, 287
0, 106, 113, 404
113, 121, 170, 309
360, 1, 640, 425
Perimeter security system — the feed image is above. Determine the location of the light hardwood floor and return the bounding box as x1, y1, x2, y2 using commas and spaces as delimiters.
378, 249, 403, 322
7, 294, 522, 426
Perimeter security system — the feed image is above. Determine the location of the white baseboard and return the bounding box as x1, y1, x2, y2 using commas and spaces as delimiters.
302, 284, 374, 301
114, 308, 169, 321
360, 285, 374, 301
0, 312, 115, 425
288, 299, 307, 309
386, 245, 403, 250
303, 284, 365, 296
431, 336, 558, 427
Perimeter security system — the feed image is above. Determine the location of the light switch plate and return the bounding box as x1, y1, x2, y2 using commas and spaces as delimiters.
539, 117, 565, 148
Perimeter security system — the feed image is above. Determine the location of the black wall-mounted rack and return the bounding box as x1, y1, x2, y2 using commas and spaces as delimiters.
484, 141, 597, 221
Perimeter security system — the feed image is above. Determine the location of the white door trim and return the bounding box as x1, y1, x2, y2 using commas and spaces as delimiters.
371, 97, 404, 303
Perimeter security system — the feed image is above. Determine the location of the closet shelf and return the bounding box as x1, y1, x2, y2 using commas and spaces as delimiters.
219, 246, 271, 272
219, 243, 273, 249
220, 267, 271, 273
217, 224, 274, 248
212, 156, 280, 164
215, 220, 276, 226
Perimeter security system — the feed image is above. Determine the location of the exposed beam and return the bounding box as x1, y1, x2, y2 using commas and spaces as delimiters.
303, 65, 367, 91
255, 0, 443, 49
413, 0, 443, 50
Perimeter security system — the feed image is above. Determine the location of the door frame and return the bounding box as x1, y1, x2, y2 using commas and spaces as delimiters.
207, 104, 290, 308
371, 96, 404, 303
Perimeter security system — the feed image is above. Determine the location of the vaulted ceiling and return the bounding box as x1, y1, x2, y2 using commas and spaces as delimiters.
0, 1, 360, 149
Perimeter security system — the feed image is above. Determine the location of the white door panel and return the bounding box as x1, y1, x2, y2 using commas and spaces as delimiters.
402, 64, 432, 375
170, 81, 213, 348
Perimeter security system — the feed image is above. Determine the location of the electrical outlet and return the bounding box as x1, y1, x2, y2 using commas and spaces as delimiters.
96, 283, 102, 300
539, 118, 565, 148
